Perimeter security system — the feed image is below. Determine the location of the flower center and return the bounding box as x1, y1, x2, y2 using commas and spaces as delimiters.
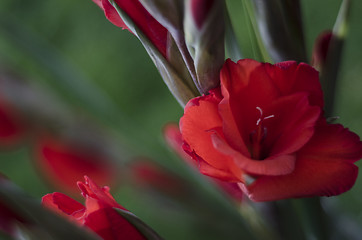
249, 107, 274, 160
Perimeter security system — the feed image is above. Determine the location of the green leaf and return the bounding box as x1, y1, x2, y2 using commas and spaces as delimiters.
239, 0, 272, 62
0, 178, 100, 240
251, 0, 307, 62
114, 208, 164, 240
224, 5, 243, 61
291, 198, 329, 240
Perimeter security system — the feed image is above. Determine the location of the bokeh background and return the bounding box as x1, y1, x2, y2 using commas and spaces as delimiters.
0, 0, 361, 239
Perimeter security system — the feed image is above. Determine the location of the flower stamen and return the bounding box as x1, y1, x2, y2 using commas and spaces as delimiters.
250, 107, 275, 160
256, 106, 274, 126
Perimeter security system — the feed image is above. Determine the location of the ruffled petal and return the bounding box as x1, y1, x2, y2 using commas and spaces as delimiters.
198, 158, 239, 182
243, 157, 358, 202
78, 176, 122, 209
299, 123, 362, 163
180, 90, 231, 171
42, 193, 85, 216
266, 61, 324, 107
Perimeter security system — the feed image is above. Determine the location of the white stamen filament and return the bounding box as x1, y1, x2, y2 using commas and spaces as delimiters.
256, 107, 275, 125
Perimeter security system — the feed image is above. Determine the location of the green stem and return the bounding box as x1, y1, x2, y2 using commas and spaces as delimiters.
292, 198, 329, 240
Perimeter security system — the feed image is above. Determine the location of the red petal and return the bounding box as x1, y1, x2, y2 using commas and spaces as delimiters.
265, 61, 324, 108
78, 176, 122, 209
42, 193, 85, 216
33, 137, 117, 196
219, 60, 250, 156
220, 59, 280, 146
243, 157, 358, 202
211, 132, 296, 176
264, 93, 321, 156
163, 123, 194, 165
300, 123, 362, 163
311, 31, 333, 69
95, 0, 168, 58
180, 91, 232, 172
198, 158, 239, 182
96, 0, 128, 29
85, 207, 145, 240
91, 0, 102, 8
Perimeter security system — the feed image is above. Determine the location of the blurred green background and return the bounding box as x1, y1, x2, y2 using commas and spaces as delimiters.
0, 0, 361, 239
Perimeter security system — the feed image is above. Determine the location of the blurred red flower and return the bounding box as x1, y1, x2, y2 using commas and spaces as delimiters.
180, 59, 362, 201
42, 176, 145, 240
91, 0, 168, 57
130, 158, 192, 200
33, 136, 118, 196
311, 31, 333, 70
0, 99, 26, 147
190, 0, 214, 29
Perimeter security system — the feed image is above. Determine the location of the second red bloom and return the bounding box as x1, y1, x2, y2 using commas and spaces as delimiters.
180, 59, 362, 201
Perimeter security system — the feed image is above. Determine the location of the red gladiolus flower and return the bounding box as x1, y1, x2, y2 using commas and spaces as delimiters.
180, 59, 362, 202
33, 136, 118, 196
92, 0, 168, 58
42, 176, 145, 240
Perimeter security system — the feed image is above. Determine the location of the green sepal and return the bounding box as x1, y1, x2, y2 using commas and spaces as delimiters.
139, 0, 199, 97
109, 0, 198, 107
184, 0, 225, 94
251, 0, 307, 62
